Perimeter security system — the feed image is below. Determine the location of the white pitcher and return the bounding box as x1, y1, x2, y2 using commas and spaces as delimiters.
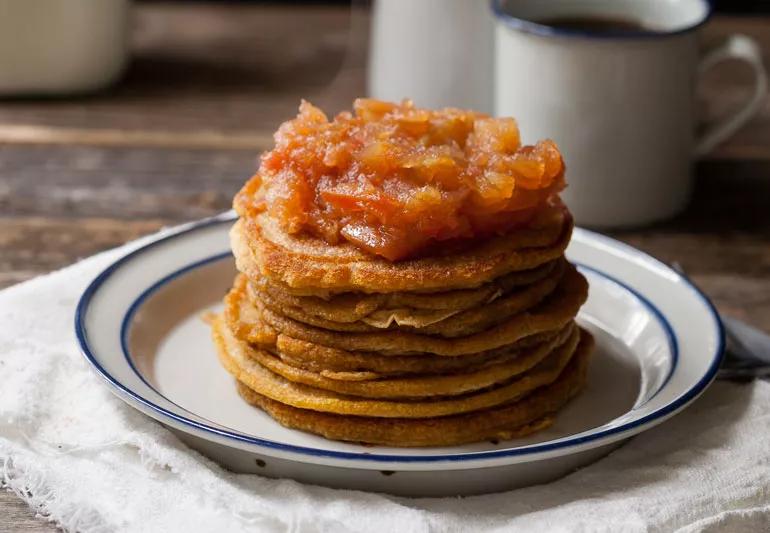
368, 0, 495, 113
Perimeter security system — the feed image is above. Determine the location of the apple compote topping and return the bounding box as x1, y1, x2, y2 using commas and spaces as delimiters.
235, 99, 566, 261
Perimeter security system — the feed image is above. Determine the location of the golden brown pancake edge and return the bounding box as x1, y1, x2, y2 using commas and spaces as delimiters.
232, 330, 593, 446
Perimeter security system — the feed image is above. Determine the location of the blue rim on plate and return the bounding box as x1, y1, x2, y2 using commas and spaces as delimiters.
491, 0, 714, 40
75, 215, 724, 464
118, 256, 679, 414
118, 251, 233, 410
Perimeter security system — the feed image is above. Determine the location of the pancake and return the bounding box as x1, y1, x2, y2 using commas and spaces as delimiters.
270, 326, 570, 378
248, 265, 588, 356
242, 325, 577, 398
235, 331, 593, 446
213, 315, 582, 418
269, 326, 569, 378
252, 281, 458, 332
231, 204, 572, 294
253, 259, 560, 322
249, 259, 565, 334
365, 259, 565, 335
224, 281, 278, 347
224, 266, 588, 356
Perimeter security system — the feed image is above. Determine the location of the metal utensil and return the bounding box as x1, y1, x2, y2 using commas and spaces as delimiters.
718, 316, 770, 381
670, 262, 769, 381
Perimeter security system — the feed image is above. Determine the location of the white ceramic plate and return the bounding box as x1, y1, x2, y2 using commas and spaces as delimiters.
76, 212, 724, 497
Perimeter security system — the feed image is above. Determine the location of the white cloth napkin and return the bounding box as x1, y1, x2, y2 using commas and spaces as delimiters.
1, 224, 769, 533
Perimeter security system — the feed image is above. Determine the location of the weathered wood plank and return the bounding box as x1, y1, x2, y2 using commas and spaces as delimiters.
0, 491, 58, 532
0, 144, 253, 220
0, 216, 167, 285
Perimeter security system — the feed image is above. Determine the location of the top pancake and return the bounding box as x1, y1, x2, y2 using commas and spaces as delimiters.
232, 203, 572, 294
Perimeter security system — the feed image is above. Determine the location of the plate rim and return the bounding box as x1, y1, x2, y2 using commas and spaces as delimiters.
75, 214, 725, 467
120, 257, 680, 415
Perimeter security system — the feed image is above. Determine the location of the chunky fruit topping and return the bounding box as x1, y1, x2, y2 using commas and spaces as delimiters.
235, 99, 565, 260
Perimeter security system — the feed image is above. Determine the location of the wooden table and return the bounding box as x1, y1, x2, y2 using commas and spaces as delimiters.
1, 3, 768, 530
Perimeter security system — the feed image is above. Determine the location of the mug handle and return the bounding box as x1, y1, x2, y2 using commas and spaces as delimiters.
695, 34, 768, 157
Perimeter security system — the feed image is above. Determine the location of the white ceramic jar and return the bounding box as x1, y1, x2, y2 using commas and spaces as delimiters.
0, 0, 130, 95
368, 0, 495, 113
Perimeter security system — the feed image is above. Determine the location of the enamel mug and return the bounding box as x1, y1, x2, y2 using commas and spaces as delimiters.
494, 0, 767, 228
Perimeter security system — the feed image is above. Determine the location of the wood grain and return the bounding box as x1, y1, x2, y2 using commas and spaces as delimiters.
610, 160, 770, 329
0, 493, 58, 532
0, 3, 768, 532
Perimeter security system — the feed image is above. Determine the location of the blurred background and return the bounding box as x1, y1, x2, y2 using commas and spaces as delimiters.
0, 0, 368, 289
0, 0, 768, 290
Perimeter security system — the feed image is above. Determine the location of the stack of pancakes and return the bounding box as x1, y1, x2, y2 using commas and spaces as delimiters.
212, 203, 592, 447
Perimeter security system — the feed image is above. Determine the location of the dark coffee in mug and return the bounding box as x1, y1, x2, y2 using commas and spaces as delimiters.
539, 16, 651, 33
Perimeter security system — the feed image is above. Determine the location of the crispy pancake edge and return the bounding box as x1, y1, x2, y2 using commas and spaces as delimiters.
213, 315, 581, 418
244, 325, 577, 398
250, 259, 564, 335
233, 330, 593, 446
254, 265, 588, 356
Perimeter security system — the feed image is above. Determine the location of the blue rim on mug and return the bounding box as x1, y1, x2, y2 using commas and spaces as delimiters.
491, 0, 714, 39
